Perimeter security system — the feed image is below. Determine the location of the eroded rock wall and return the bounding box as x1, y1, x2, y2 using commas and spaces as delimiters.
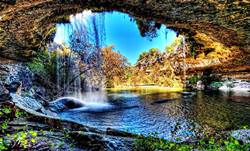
0, 0, 249, 59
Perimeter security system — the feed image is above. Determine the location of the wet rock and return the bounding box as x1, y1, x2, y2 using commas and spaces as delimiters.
11, 94, 43, 112
3, 64, 33, 91
231, 129, 250, 143
0, 82, 11, 102
69, 131, 107, 150
69, 131, 133, 151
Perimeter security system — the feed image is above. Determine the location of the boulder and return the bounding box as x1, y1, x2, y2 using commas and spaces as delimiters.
11, 94, 43, 112
49, 97, 85, 112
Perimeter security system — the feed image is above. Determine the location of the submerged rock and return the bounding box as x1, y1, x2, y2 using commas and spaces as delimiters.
181, 92, 196, 99
151, 99, 175, 105
49, 97, 85, 112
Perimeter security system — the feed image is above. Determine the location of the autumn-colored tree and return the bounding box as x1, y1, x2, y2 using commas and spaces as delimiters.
102, 45, 129, 88
126, 47, 183, 88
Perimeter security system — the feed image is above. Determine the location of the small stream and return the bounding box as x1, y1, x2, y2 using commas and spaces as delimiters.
58, 90, 250, 141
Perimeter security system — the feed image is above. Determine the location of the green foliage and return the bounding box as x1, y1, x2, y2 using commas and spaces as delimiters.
27, 51, 48, 74
0, 138, 8, 150
133, 134, 193, 151
188, 75, 200, 85
15, 110, 27, 118
1, 120, 9, 133
138, 51, 148, 61
27, 50, 57, 80
137, 48, 161, 63
165, 35, 183, 53
189, 40, 198, 57
2, 107, 11, 114
12, 130, 38, 149
0, 104, 32, 150
242, 125, 249, 129
133, 134, 250, 151
27, 59, 45, 74
190, 48, 197, 57
0, 105, 27, 121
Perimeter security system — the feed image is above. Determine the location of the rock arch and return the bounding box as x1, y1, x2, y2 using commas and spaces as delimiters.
0, 0, 249, 66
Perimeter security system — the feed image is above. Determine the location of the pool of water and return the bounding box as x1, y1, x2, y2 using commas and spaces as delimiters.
58, 90, 250, 141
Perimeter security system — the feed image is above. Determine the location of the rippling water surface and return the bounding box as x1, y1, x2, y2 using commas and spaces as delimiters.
59, 90, 250, 140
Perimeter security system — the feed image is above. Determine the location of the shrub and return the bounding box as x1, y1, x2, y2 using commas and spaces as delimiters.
133, 134, 250, 151
27, 50, 57, 80
188, 75, 200, 85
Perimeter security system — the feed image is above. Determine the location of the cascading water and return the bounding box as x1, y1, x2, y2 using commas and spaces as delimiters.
48, 11, 109, 107
182, 36, 187, 88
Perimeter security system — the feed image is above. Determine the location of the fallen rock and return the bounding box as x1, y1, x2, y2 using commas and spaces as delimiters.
11, 94, 43, 112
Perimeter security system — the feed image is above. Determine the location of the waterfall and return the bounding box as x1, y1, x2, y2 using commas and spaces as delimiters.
48, 10, 107, 102
182, 36, 186, 88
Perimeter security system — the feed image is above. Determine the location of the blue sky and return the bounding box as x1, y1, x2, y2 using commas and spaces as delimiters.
54, 11, 177, 64
105, 12, 176, 64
